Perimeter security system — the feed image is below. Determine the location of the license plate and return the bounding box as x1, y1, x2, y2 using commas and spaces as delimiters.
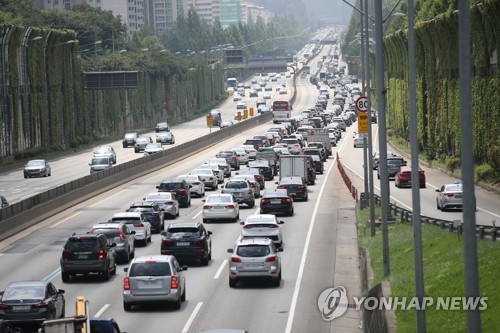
270, 199, 281, 204
244, 263, 262, 268
138, 280, 160, 288
12, 305, 30, 311
177, 242, 190, 246
78, 254, 89, 259
455, 195, 463, 198
214, 206, 225, 209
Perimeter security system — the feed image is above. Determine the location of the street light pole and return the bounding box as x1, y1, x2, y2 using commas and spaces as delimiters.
360, 0, 369, 206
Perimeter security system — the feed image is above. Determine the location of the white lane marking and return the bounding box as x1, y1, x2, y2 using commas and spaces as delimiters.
94, 304, 110, 318
284, 155, 336, 333
213, 259, 228, 279
192, 210, 202, 220
181, 302, 203, 333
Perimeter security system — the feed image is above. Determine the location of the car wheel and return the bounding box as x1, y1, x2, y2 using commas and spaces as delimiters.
123, 302, 132, 311
181, 287, 186, 302
229, 278, 237, 288
176, 209, 180, 217
102, 268, 110, 281
288, 208, 294, 216
436, 201, 440, 210
377, 174, 380, 179
208, 250, 212, 261
272, 273, 281, 287
172, 297, 182, 310
148, 233, 152, 243
395, 182, 399, 188
420, 183, 426, 188
249, 200, 255, 208
111, 262, 117, 275
61, 272, 70, 283
201, 256, 209, 266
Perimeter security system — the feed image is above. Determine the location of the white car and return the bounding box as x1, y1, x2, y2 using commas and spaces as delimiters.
110, 212, 152, 246
176, 174, 205, 197
142, 192, 180, 219
202, 194, 240, 223
279, 87, 288, 95
143, 143, 164, 155
233, 93, 242, 101
200, 163, 224, 183
263, 92, 271, 99
207, 158, 231, 178
190, 168, 218, 190
239, 214, 284, 247
232, 147, 249, 164
238, 145, 258, 160
236, 101, 247, 110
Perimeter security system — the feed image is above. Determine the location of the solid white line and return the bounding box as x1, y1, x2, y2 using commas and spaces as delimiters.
93, 304, 110, 318
192, 210, 202, 220
181, 302, 203, 333
284, 155, 336, 333
213, 259, 228, 279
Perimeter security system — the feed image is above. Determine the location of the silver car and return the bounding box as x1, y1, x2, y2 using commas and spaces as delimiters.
143, 192, 180, 219
143, 143, 164, 155
227, 238, 282, 288
123, 255, 187, 311
221, 180, 255, 208
202, 194, 239, 223
233, 174, 261, 197
239, 214, 284, 246
436, 183, 464, 211
207, 158, 231, 177
156, 131, 175, 144
191, 168, 218, 190
176, 174, 205, 197
93, 146, 117, 164
110, 212, 152, 246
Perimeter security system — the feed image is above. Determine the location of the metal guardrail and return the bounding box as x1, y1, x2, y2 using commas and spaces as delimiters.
0, 112, 272, 241
336, 153, 500, 242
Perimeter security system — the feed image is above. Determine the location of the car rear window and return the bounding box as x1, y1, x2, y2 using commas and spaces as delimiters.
3, 285, 45, 301
128, 207, 155, 213
159, 183, 182, 190
206, 196, 232, 203
226, 181, 248, 189
91, 229, 120, 239
65, 238, 99, 251
388, 159, 404, 165
237, 245, 270, 257
129, 262, 171, 277
167, 228, 200, 237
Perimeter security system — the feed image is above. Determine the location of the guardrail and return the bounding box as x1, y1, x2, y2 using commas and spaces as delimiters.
0, 112, 272, 241
336, 153, 500, 242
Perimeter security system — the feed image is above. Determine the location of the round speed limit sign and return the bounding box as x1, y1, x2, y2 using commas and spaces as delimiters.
355, 96, 369, 113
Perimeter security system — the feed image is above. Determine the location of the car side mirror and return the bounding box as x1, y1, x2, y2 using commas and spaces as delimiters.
207, 231, 212, 235
181, 265, 189, 271
160, 231, 167, 236
110, 243, 117, 247
275, 181, 279, 185
277, 248, 284, 252
279, 221, 285, 224
124, 267, 128, 272
435, 189, 440, 192
227, 248, 234, 253
58, 289, 65, 294
221, 185, 224, 188
156, 186, 160, 189
239, 221, 244, 225
130, 231, 136, 235
202, 199, 206, 202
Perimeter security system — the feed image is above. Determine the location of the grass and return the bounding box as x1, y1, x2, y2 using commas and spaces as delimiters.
356, 206, 500, 332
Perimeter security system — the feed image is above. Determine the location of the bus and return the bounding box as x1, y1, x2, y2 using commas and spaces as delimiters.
272, 100, 292, 124
226, 77, 238, 89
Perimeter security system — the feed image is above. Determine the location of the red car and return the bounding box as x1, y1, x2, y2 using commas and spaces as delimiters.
395, 166, 426, 188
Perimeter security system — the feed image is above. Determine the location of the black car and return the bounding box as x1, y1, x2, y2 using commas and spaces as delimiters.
122, 132, 138, 148
248, 160, 274, 181
0, 195, 8, 209
89, 224, 136, 264
127, 202, 165, 233
302, 148, 326, 163
155, 122, 169, 132
0, 280, 65, 324
260, 189, 294, 216
216, 150, 240, 170
243, 139, 265, 150
310, 155, 324, 174
156, 180, 191, 207
303, 155, 317, 185
134, 136, 153, 153
277, 176, 308, 201
60, 233, 117, 282
378, 157, 407, 179
160, 222, 212, 266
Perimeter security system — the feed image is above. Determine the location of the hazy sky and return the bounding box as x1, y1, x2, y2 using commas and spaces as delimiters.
301, 0, 353, 23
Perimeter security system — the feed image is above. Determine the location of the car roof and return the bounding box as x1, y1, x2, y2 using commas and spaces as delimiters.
94, 223, 124, 229
207, 194, 233, 198
262, 189, 289, 197
168, 222, 200, 229
112, 212, 142, 218
131, 255, 173, 264
6, 280, 46, 288
130, 202, 157, 207
245, 215, 277, 223
235, 237, 273, 246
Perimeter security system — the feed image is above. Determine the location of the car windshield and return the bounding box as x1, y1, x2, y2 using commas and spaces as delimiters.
128, 207, 155, 213
124, 133, 136, 139
225, 181, 248, 189
3, 285, 45, 301
388, 159, 404, 165
167, 228, 200, 238
27, 160, 44, 167
136, 138, 149, 143
236, 245, 270, 257
156, 122, 167, 127
245, 223, 275, 228
146, 193, 173, 201
206, 196, 232, 203
445, 185, 463, 192
91, 229, 120, 240
129, 262, 171, 277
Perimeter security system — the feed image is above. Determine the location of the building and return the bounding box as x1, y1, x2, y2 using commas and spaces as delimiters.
144, 0, 185, 34
186, 0, 220, 26
240, 2, 271, 25
219, 0, 241, 29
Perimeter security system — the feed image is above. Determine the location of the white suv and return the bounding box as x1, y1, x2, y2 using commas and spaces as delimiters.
110, 212, 152, 246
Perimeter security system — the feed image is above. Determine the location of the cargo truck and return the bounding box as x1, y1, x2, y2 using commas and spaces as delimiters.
279, 155, 308, 182
303, 128, 332, 156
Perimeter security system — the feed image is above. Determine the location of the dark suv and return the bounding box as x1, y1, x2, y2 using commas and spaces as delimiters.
216, 150, 240, 170
156, 180, 191, 207
89, 223, 136, 264
378, 157, 407, 179
160, 222, 212, 266
127, 202, 165, 233
122, 132, 139, 148
60, 233, 117, 282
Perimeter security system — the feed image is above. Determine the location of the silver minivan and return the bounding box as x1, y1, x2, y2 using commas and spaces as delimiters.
123, 255, 187, 311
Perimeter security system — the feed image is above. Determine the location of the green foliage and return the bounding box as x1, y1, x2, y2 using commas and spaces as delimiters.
475, 164, 496, 183
445, 157, 461, 172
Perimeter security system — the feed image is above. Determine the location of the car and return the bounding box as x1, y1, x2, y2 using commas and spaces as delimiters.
122, 132, 139, 148
207, 157, 232, 177
258, 104, 271, 113
89, 156, 113, 174
307, 141, 330, 157
190, 168, 218, 190
227, 238, 282, 287
221, 180, 256, 208
24, 159, 51, 178
255, 98, 266, 110
154, 122, 169, 132
248, 160, 274, 181
232, 93, 242, 102
89, 223, 136, 264
276, 176, 308, 201
93, 146, 117, 164
233, 174, 262, 198
353, 133, 368, 148
237, 168, 265, 189
310, 155, 324, 174
200, 163, 224, 184
160, 222, 212, 265
134, 136, 153, 153
259, 189, 294, 216
377, 157, 407, 179
123, 255, 187, 311
302, 148, 326, 163
143, 143, 164, 155
372, 151, 394, 170
109, 212, 152, 246
236, 101, 247, 110
156, 179, 191, 207
238, 145, 258, 160
371, 111, 378, 123
156, 131, 175, 144
239, 214, 284, 246
436, 183, 464, 211
176, 174, 205, 197
142, 192, 180, 219
249, 89, 258, 97
216, 150, 240, 170
60, 233, 117, 282
281, 138, 302, 154
0, 195, 8, 209
231, 147, 249, 164
243, 138, 266, 150
220, 121, 234, 128
303, 155, 317, 185
89, 317, 125, 333
0, 281, 65, 323
278, 87, 287, 95
264, 84, 273, 91
127, 202, 165, 233
202, 194, 239, 223
395, 166, 426, 188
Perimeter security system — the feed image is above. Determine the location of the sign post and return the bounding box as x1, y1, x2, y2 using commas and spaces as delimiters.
356, 96, 369, 135
206, 114, 214, 133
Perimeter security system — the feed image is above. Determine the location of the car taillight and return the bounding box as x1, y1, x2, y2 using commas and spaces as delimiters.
297, 185, 305, 189
221, 190, 225, 194
231, 256, 241, 263
209, 177, 214, 181
134, 223, 144, 227
179, 189, 186, 195
316, 161, 321, 165
204, 205, 212, 209
193, 237, 205, 243
192, 182, 200, 185
0, 303, 11, 310
232, 156, 237, 161
251, 181, 257, 187
62, 250, 70, 260
283, 198, 291, 203
265, 255, 277, 262
119, 231, 125, 239
248, 189, 253, 194
256, 175, 262, 180
269, 225, 278, 228
98, 249, 105, 260
261, 199, 269, 204
162, 238, 174, 244
171, 276, 179, 289
243, 225, 254, 229
225, 205, 235, 209
32, 302, 49, 309
124, 277, 130, 290
164, 201, 174, 205
444, 193, 454, 197
308, 167, 313, 171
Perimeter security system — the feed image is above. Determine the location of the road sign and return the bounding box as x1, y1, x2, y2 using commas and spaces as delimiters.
206, 114, 214, 127
355, 96, 368, 113
358, 113, 369, 134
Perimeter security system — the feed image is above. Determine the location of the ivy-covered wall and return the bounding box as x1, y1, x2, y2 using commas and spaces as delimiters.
384, 0, 500, 171
0, 25, 225, 162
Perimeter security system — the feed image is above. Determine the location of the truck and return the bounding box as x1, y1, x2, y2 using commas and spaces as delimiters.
303, 128, 332, 156
279, 155, 308, 182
